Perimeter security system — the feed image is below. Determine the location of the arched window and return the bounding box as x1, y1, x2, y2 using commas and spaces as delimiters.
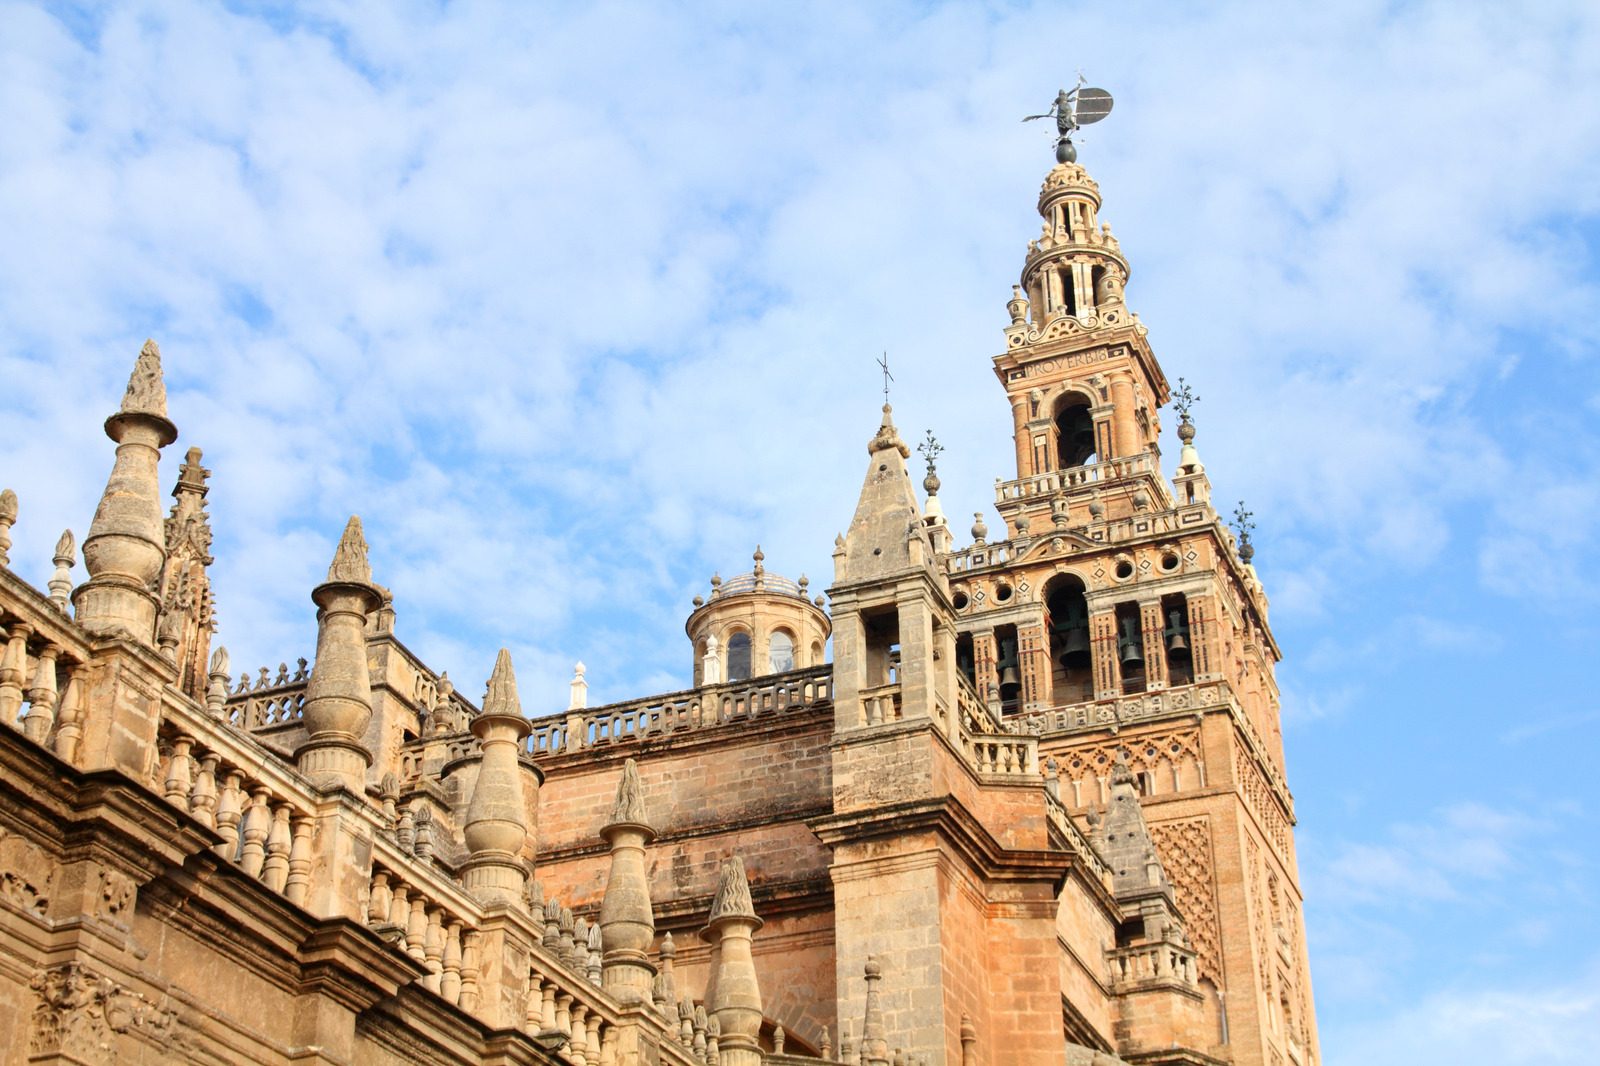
768, 630, 795, 673
1054, 396, 1097, 468
1045, 575, 1092, 706
727, 632, 752, 681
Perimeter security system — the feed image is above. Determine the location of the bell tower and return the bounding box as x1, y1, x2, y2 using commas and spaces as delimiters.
942, 135, 1321, 1065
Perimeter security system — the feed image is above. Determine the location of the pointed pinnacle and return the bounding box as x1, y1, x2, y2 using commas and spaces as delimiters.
607, 758, 650, 829
707, 855, 757, 923
121, 339, 170, 418
0, 489, 16, 523
482, 648, 522, 718
325, 515, 373, 584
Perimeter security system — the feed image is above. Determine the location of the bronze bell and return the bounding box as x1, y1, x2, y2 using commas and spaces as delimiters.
1118, 618, 1144, 667
1060, 628, 1091, 670
999, 663, 1021, 689
1164, 609, 1191, 660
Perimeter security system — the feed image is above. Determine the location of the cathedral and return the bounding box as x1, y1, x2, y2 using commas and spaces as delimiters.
0, 139, 1318, 1065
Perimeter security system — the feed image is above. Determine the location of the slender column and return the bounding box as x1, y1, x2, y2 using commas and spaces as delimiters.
0, 623, 30, 727
1140, 601, 1168, 690
285, 815, 313, 905
1089, 608, 1119, 700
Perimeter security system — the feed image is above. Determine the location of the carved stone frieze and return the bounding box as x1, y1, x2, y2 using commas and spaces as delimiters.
30, 962, 192, 1061
0, 826, 55, 917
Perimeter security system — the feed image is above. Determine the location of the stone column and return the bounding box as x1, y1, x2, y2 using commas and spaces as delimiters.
297, 517, 383, 792
75, 340, 178, 644
599, 758, 657, 1005
1109, 374, 1137, 459
1017, 621, 1049, 712
462, 649, 532, 904
972, 630, 999, 713
702, 857, 764, 1066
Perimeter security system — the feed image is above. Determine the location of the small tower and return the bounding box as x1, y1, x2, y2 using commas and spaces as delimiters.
686, 547, 830, 686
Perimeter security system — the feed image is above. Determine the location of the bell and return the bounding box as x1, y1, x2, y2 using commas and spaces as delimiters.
1060, 627, 1091, 670
1164, 609, 1191, 661
1118, 619, 1144, 668
999, 663, 1021, 689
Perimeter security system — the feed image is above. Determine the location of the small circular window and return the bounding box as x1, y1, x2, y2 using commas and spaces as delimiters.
1115, 560, 1134, 580
952, 590, 970, 611
995, 582, 1013, 602
1161, 552, 1180, 572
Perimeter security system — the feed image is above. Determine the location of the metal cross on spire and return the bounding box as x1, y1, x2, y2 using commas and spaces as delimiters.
877, 351, 893, 405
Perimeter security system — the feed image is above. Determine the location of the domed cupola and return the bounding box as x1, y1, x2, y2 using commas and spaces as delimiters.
686, 548, 831, 686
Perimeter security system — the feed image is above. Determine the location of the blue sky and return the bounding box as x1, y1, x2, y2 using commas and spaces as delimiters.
2, 2, 1598, 1062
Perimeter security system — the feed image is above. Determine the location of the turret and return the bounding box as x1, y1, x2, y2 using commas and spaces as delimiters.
686, 547, 830, 686
74, 340, 179, 644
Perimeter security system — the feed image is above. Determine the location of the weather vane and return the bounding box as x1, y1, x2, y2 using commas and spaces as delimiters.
1024, 74, 1114, 163
918, 431, 943, 496
877, 351, 893, 405
1172, 377, 1200, 425
1232, 501, 1256, 563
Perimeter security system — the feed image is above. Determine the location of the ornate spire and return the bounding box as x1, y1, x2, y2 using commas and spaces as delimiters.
708, 855, 757, 923
836, 405, 927, 584
159, 446, 216, 700
462, 648, 533, 905
297, 515, 383, 790
600, 758, 657, 1003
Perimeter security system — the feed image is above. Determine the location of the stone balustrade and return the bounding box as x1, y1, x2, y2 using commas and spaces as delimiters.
993, 454, 1155, 504
859, 682, 902, 728
1105, 941, 1197, 990
529, 666, 834, 757
0, 581, 94, 757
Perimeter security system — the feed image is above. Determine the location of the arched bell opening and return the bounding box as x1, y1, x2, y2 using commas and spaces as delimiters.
1044, 574, 1092, 706
994, 623, 1021, 715
1054, 393, 1097, 470
1161, 592, 1193, 686
1114, 602, 1146, 695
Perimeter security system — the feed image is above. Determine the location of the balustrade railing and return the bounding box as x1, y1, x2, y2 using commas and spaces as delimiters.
528, 666, 833, 757
993, 455, 1156, 504
1106, 941, 1196, 989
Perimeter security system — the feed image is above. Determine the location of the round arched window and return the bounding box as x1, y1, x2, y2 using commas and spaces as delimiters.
726, 632, 753, 681
769, 631, 795, 673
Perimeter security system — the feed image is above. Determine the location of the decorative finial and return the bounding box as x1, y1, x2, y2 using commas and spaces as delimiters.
1023, 77, 1114, 163
707, 855, 757, 922
0, 488, 16, 568
1232, 501, 1256, 563
121, 339, 170, 418
482, 648, 523, 718
609, 758, 649, 827
326, 515, 373, 584
971, 511, 988, 544
917, 431, 943, 496
48, 529, 76, 610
